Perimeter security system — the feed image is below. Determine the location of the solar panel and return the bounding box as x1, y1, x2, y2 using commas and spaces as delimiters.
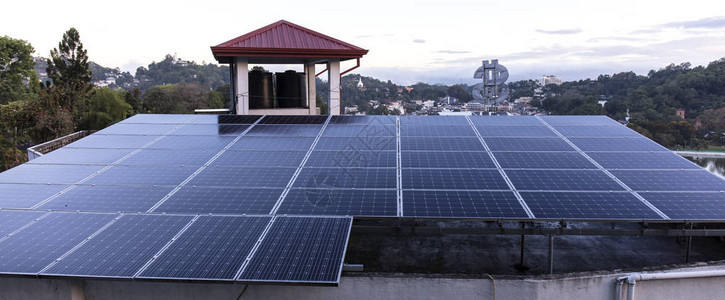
403, 190, 527, 218
588, 152, 701, 169
120, 114, 198, 124
27, 148, 134, 165
96, 123, 180, 135
470, 116, 544, 126
0, 184, 68, 209
39, 185, 174, 212
329, 115, 396, 125
0, 164, 104, 184
85, 165, 198, 186
554, 126, 641, 137
232, 137, 314, 150
216, 115, 262, 124
171, 124, 249, 136
401, 137, 485, 151
213, 150, 307, 167
539, 115, 619, 126
189, 166, 297, 188
402, 169, 509, 190
316, 137, 396, 151
570, 137, 668, 152
506, 170, 625, 191
122, 149, 219, 166
239, 216, 351, 284
294, 168, 397, 189
401, 125, 475, 137
246, 125, 322, 137
611, 170, 725, 191
306, 151, 396, 168
42, 214, 192, 277
156, 187, 283, 214
66, 134, 159, 149
322, 125, 396, 137
0, 212, 116, 274
400, 116, 470, 125
258, 115, 328, 124
519, 191, 663, 219
150, 135, 235, 150
138, 216, 270, 280
277, 189, 397, 216
484, 137, 574, 151
494, 152, 596, 169
402, 151, 496, 168
476, 126, 557, 137
640, 192, 725, 220
0, 210, 46, 237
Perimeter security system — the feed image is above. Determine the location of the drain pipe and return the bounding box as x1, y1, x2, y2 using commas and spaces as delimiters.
616, 270, 725, 300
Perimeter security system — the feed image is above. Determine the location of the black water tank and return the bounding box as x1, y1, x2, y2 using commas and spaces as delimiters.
248, 70, 273, 109
275, 71, 306, 108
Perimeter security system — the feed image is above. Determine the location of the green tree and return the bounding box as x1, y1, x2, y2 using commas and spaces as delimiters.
45, 27, 93, 126
0, 36, 39, 104
447, 84, 472, 102
82, 87, 132, 130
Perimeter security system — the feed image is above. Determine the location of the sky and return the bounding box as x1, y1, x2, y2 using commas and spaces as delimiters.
3, 0, 725, 85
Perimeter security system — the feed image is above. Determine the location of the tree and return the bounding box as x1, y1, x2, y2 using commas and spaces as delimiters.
82, 88, 132, 130
0, 36, 39, 104
447, 84, 472, 102
45, 27, 93, 126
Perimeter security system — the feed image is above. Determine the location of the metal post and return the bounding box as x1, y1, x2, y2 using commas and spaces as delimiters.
685, 223, 693, 263
515, 222, 528, 271
548, 235, 554, 274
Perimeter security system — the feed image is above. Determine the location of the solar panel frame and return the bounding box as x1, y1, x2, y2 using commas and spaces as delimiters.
484, 137, 575, 152
0, 210, 47, 238
401, 151, 496, 168
402, 169, 509, 190
639, 192, 725, 220
84, 165, 198, 186
277, 188, 398, 216
402, 190, 528, 219
0, 184, 69, 209
587, 152, 701, 170
39, 185, 175, 213
26, 148, 135, 165
519, 191, 664, 220
570, 137, 669, 152
494, 152, 597, 169
0, 164, 105, 185
188, 166, 298, 188
155, 187, 284, 214
66, 134, 159, 149
506, 169, 626, 191
610, 170, 725, 192
294, 168, 397, 189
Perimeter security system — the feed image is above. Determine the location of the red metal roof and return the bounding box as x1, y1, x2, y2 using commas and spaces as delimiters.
211, 20, 368, 64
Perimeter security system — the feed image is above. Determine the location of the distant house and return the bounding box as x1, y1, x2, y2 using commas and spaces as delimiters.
676, 109, 686, 119
540, 75, 562, 86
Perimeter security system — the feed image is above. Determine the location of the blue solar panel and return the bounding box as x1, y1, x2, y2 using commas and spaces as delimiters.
150, 136, 235, 150
171, 124, 249, 136
120, 114, 199, 124
640, 192, 725, 220
506, 170, 625, 191
554, 126, 641, 137
611, 170, 725, 191
232, 137, 314, 150
400, 116, 470, 125
42, 214, 192, 277
485, 137, 574, 151
239, 216, 351, 284
315, 137, 396, 151
258, 115, 327, 124
401, 151, 495, 168
0, 164, 104, 184
0, 212, 115, 274
277, 189, 397, 216
215, 115, 263, 124
494, 152, 596, 169
189, 166, 297, 188
401, 125, 475, 137
156, 187, 283, 214
85, 165, 197, 186
66, 134, 159, 149
476, 126, 557, 137
403, 190, 527, 218
246, 125, 322, 137
96, 123, 180, 135
519, 191, 662, 219
213, 150, 307, 167
540, 115, 619, 126
138, 215, 270, 280
470, 116, 544, 126
570, 137, 668, 151
39, 185, 173, 212
0, 184, 68, 209
294, 168, 397, 189
0, 210, 46, 237
329, 115, 396, 125
588, 152, 700, 169
306, 151, 396, 168
402, 169, 508, 190
401, 137, 485, 151
322, 125, 396, 137
122, 149, 218, 166
27, 148, 134, 165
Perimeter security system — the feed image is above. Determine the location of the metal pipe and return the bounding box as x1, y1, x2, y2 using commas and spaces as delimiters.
315, 67, 328, 77
548, 235, 554, 274
614, 280, 624, 300
685, 223, 693, 263
616, 270, 725, 300
340, 58, 361, 76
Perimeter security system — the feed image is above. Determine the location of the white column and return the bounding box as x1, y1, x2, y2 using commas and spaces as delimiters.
235, 57, 249, 115
327, 60, 341, 115
305, 63, 317, 115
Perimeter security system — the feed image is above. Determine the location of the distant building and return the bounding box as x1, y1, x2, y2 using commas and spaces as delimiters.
465, 102, 484, 110
676, 109, 686, 119
514, 97, 533, 104
357, 77, 364, 90
598, 100, 607, 107
540, 75, 562, 86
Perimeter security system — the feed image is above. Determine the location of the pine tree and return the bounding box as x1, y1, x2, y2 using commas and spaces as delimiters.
45, 27, 93, 127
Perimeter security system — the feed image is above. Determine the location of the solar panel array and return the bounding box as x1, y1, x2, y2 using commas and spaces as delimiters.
1, 114, 724, 284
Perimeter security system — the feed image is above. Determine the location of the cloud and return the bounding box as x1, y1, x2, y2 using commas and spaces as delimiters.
663, 16, 725, 29
535, 28, 582, 35
413, 39, 426, 43
436, 50, 471, 54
